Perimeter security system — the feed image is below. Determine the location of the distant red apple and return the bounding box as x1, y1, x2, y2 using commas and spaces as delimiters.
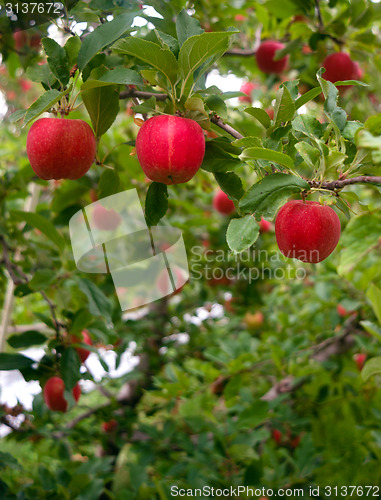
43, 376, 81, 412
101, 419, 118, 433
354, 353, 367, 371
30, 33, 41, 48
322, 52, 357, 84
290, 434, 301, 449
272, 429, 283, 445
19, 78, 32, 92
337, 304, 350, 317
92, 205, 121, 231
67, 330, 92, 363
258, 217, 271, 233
234, 14, 247, 22
156, 266, 186, 296
135, 115, 205, 184
13, 29, 27, 50
266, 108, 274, 120
213, 189, 235, 215
244, 311, 264, 330
275, 200, 341, 263
239, 81, 256, 103
256, 40, 288, 74
27, 118, 97, 180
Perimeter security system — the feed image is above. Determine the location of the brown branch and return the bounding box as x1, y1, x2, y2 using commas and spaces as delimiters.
0, 236, 25, 285
224, 48, 256, 57
210, 115, 244, 139
308, 176, 381, 191
119, 89, 168, 101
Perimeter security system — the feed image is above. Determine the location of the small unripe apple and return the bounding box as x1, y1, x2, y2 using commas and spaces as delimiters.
43, 376, 81, 412
239, 81, 256, 103
272, 428, 282, 445
27, 118, 96, 180
244, 311, 264, 330
213, 189, 235, 215
92, 205, 121, 231
322, 52, 357, 84
101, 419, 118, 433
67, 330, 92, 363
256, 40, 288, 74
135, 115, 205, 185
258, 217, 271, 233
275, 200, 341, 263
354, 353, 367, 371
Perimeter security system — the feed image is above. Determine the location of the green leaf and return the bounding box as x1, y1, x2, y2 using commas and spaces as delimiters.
239, 173, 310, 219
0, 353, 35, 370
201, 141, 241, 173
132, 96, 157, 114
178, 32, 237, 94
98, 169, 122, 199
81, 67, 143, 90
60, 347, 81, 391
145, 182, 168, 227
205, 95, 227, 120
361, 356, 381, 382
295, 142, 321, 170
7, 331, 48, 349
10, 211, 66, 252
361, 321, 381, 343
64, 36, 82, 68
244, 107, 271, 128
42, 38, 70, 86
176, 9, 204, 47
338, 212, 381, 276
237, 401, 269, 429
112, 37, 178, 86
23, 89, 68, 127
29, 269, 58, 290
367, 284, 381, 325
227, 215, 259, 253
214, 172, 244, 201
78, 278, 112, 322
82, 68, 120, 137
239, 147, 295, 171
9, 109, 27, 123
274, 85, 295, 125
295, 86, 322, 110
77, 12, 137, 71
155, 30, 180, 56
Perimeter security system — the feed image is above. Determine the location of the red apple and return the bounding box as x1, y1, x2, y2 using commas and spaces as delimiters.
322, 52, 357, 84
101, 419, 118, 433
156, 266, 186, 296
92, 205, 121, 231
354, 353, 367, 371
239, 81, 256, 103
19, 78, 32, 92
337, 304, 350, 317
27, 118, 97, 180
135, 115, 205, 185
234, 14, 247, 22
290, 434, 301, 449
213, 189, 235, 215
30, 33, 41, 48
272, 428, 282, 445
275, 200, 341, 263
258, 217, 271, 233
13, 29, 27, 50
256, 40, 288, 74
43, 376, 81, 412
266, 107, 274, 120
67, 330, 92, 363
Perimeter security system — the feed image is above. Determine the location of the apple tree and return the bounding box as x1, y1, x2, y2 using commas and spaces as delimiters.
1, 0, 381, 498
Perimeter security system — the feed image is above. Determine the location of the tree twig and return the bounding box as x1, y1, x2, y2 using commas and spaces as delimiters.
119, 89, 168, 101
210, 115, 244, 139
308, 176, 381, 191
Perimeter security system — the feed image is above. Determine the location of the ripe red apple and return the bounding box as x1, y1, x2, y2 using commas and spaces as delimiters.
234, 14, 247, 22
213, 189, 235, 215
322, 52, 358, 84
275, 200, 341, 263
337, 304, 350, 317
255, 40, 288, 74
27, 118, 97, 180
13, 29, 27, 50
43, 376, 81, 412
67, 330, 92, 363
18, 78, 32, 92
239, 81, 256, 103
101, 419, 118, 433
135, 115, 205, 185
272, 428, 283, 445
30, 33, 41, 49
244, 311, 264, 330
258, 217, 271, 233
92, 205, 121, 231
157, 266, 185, 296
290, 434, 301, 449
354, 353, 367, 371
266, 108, 274, 120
